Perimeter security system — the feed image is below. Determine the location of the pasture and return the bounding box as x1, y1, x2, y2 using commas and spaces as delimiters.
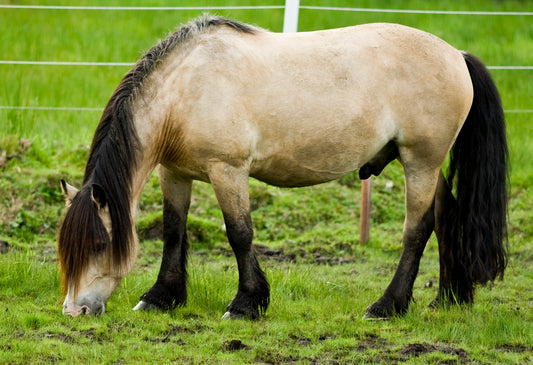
1, 0, 532, 363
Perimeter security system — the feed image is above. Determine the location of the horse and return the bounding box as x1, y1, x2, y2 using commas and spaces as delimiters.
58, 15, 508, 318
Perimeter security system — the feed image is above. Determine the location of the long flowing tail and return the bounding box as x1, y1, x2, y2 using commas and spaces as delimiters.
441, 52, 509, 301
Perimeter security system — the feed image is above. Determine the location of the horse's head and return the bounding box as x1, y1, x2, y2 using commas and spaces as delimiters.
58, 180, 136, 317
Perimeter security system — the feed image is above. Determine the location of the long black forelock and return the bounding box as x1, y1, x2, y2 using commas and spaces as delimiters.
58, 188, 111, 296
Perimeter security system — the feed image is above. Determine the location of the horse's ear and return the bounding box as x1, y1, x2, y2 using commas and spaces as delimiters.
91, 183, 107, 210
60, 179, 79, 204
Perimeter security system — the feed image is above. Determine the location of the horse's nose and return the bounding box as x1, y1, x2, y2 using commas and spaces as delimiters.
63, 299, 105, 317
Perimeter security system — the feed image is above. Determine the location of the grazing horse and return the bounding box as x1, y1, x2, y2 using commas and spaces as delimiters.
58, 16, 508, 318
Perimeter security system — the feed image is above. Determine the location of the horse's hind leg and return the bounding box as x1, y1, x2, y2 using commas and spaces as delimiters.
432, 170, 473, 306
134, 166, 192, 311
364, 163, 439, 318
208, 162, 269, 319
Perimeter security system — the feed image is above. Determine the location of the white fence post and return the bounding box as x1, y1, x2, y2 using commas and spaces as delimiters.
283, 0, 300, 33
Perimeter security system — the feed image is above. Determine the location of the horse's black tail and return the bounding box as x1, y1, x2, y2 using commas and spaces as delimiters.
442, 52, 509, 301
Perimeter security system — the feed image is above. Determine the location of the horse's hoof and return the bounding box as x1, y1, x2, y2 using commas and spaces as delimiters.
362, 311, 389, 321
133, 300, 157, 311
221, 311, 244, 320
362, 303, 393, 320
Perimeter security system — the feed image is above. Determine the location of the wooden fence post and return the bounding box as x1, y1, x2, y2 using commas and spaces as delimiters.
360, 177, 371, 243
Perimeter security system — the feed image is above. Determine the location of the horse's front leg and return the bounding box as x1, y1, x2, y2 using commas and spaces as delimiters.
209, 162, 270, 320
134, 166, 192, 311
364, 166, 439, 318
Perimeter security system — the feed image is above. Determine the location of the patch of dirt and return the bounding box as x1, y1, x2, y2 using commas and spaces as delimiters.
254, 353, 321, 364
397, 343, 471, 364
139, 222, 163, 242
0, 241, 10, 254
352, 335, 473, 365
138, 224, 357, 266
230, 244, 356, 265
318, 333, 337, 341
496, 344, 532, 353
222, 339, 248, 352
356, 333, 391, 352
146, 324, 209, 345
289, 334, 312, 347
0, 138, 31, 169
313, 254, 356, 265
72, 329, 105, 344
44, 332, 73, 344
255, 244, 296, 263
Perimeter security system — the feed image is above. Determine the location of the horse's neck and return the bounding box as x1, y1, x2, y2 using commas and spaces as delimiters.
128, 116, 162, 218
127, 55, 188, 214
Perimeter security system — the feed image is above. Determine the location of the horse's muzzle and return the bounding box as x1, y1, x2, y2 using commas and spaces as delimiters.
63, 299, 105, 317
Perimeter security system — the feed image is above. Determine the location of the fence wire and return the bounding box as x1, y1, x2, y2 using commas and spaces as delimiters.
1, 3, 531, 112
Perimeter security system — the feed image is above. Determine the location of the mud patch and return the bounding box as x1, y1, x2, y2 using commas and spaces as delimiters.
496, 344, 532, 353
357, 333, 391, 351
0, 138, 31, 169
313, 254, 356, 265
288, 334, 312, 347
251, 244, 356, 265
222, 339, 248, 352
352, 335, 472, 365
255, 244, 296, 262
0, 241, 10, 254
138, 222, 356, 266
44, 332, 74, 344
147, 324, 208, 345
73, 329, 106, 344
398, 343, 470, 364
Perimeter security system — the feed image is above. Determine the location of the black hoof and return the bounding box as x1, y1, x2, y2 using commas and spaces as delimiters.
138, 285, 186, 311
225, 290, 269, 320
364, 294, 409, 319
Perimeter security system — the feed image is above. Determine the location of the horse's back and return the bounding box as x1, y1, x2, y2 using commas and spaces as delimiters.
156, 22, 473, 186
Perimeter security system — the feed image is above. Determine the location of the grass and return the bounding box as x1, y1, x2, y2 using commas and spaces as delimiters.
0, 0, 532, 363
1, 250, 531, 364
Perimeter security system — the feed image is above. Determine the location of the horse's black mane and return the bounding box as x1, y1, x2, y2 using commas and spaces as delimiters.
84, 15, 257, 184
59, 16, 257, 294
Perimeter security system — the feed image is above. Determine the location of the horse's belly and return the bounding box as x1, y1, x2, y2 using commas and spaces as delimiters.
251, 166, 346, 187
250, 149, 363, 188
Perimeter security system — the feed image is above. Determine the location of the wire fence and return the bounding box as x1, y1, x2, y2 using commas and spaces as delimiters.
0, 4, 286, 10
2, 4, 533, 15
1, 3, 532, 113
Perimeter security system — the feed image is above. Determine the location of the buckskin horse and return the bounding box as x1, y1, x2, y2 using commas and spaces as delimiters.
58, 16, 508, 319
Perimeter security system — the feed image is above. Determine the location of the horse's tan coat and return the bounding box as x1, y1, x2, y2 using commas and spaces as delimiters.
133, 22, 472, 222
63, 21, 476, 316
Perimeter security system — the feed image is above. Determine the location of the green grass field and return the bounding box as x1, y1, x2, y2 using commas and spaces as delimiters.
1, 0, 532, 363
